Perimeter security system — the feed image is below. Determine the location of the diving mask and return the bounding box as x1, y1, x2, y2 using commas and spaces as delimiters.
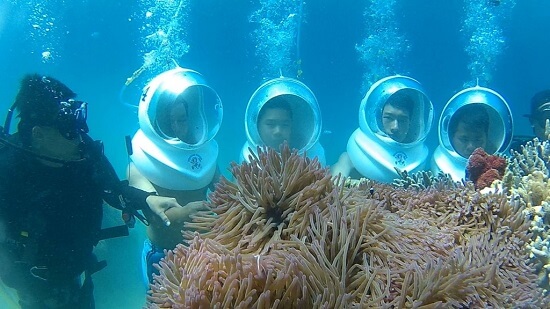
56, 99, 89, 140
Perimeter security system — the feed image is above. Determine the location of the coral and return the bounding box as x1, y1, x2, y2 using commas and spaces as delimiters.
467, 147, 507, 189
504, 138, 550, 293
476, 168, 501, 189
506, 138, 550, 186
147, 145, 548, 308
393, 168, 460, 190
467, 150, 488, 182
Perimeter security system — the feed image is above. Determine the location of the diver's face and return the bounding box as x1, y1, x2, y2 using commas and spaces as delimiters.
32, 126, 82, 165
452, 121, 487, 158
381, 104, 410, 142
170, 102, 189, 142
258, 107, 292, 149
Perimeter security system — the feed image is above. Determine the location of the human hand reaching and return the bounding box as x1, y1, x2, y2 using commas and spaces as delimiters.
145, 195, 183, 226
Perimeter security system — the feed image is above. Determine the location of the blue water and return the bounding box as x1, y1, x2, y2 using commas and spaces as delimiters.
0, 0, 549, 307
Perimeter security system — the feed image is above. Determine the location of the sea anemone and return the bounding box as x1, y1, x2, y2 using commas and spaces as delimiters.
188, 146, 336, 255
147, 235, 350, 308
147, 145, 548, 308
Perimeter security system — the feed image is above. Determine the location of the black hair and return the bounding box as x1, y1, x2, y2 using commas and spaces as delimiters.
257, 95, 293, 123
385, 91, 414, 116
13, 74, 76, 145
449, 104, 489, 136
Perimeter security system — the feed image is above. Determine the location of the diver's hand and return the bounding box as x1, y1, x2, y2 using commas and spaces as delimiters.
161, 201, 212, 228
146, 195, 183, 226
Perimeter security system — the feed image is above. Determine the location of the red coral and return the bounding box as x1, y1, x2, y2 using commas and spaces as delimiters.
466, 148, 507, 189
485, 155, 507, 175
467, 148, 488, 182
475, 168, 501, 189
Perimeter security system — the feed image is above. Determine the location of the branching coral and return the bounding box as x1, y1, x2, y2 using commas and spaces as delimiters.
393, 168, 460, 190
504, 138, 550, 292
147, 145, 548, 308
504, 138, 550, 190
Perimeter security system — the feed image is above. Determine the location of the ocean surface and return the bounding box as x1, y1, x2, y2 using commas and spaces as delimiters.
0, 0, 549, 307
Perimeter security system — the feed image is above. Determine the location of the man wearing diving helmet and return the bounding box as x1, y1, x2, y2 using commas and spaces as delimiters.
240, 77, 326, 165
0, 74, 180, 308
331, 75, 433, 183
431, 86, 513, 181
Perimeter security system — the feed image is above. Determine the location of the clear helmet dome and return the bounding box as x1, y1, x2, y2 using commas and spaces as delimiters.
245, 77, 321, 153
138, 67, 223, 150
359, 75, 434, 148
439, 86, 513, 158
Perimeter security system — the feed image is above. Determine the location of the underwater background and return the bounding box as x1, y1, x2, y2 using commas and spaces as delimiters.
0, 0, 549, 307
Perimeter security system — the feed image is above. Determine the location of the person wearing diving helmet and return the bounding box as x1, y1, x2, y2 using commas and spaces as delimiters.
240, 77, 326, 165
127, 67, 223, 286
331, 75, 434, 183
431, 85, 513, 181
0, 74, 180, 308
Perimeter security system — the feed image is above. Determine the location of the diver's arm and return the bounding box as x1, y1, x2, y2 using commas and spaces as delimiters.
127, 162, 184, 226
82, 135, 180, 226
163, 201, 210, 228
330, 152, 354, 178
92, 144, 152, 212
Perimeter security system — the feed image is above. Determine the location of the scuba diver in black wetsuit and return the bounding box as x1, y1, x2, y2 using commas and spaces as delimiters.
0, 74, 182, 308
509, 89, 550, 152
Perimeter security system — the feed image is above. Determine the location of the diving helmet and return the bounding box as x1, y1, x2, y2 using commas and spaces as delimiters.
432, 85, 513, 181
131, 68, 222, 190
138, 67, 223, 149
359, 75, 433, 146
347, 75, 433, 183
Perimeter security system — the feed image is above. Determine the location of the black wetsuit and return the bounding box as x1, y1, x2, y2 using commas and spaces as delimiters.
0, 135, 149, 308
